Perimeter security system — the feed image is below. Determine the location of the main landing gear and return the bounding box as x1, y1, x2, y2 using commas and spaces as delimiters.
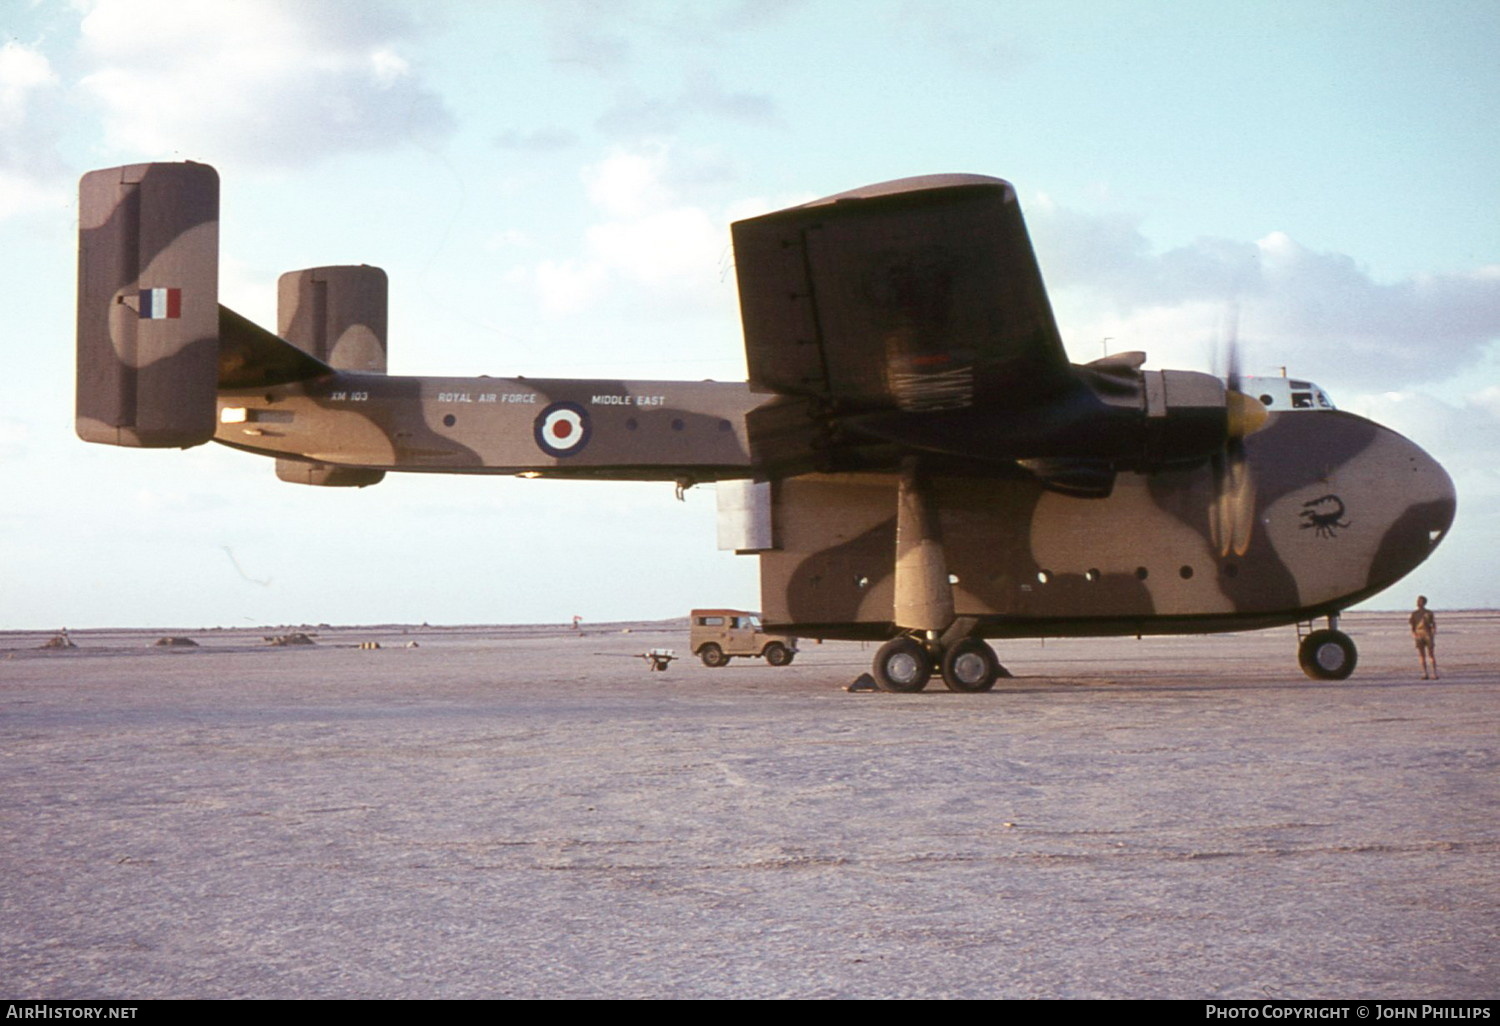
1296, 615, 1358, 680
872, 634, 1010, 693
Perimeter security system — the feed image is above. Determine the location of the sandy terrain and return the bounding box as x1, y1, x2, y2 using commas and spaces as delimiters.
1, 613, 1495, 999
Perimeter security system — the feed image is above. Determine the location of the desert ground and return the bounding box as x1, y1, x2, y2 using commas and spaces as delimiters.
1, 612, 1495, 999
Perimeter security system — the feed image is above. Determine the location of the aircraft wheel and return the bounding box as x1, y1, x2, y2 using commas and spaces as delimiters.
940, 638, 1001, 692
1298, 629, 1357, 680
699, 644, 728, 668
873, 637, 931, 693
763, 642, 794, 667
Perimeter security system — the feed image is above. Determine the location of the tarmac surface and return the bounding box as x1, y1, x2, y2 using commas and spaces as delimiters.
1, 613, 1496, 999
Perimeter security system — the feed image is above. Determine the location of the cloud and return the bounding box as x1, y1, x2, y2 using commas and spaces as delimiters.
0, 41, 56, 128
1030, 201, 1500, 388
900, 1, 1035, 78
1346, 385, 1500, 479
544, 0, 804, 69
493, 127, 580, 152
528, 145, 733, 317
0, 41, 67, 217
548, 20, 633, 75
76, 0, 454, 168
1250, 235, 1500, 385
596, 70, 778, 138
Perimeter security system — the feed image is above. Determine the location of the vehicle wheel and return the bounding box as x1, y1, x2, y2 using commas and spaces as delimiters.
763, 642, 794, 667
873, 637, 931, 692
940, 638, 1001, 692
699, 643, 728, 668
1298, 629, 1357, 680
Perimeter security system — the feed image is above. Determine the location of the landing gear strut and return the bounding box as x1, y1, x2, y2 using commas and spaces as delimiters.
874, 459, 1010, 694
1297, 615, 1357, 680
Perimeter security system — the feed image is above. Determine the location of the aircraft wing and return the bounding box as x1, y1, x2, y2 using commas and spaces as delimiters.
731, 175, 1073, 412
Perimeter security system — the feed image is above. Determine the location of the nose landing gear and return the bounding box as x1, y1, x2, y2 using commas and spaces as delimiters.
1297, 615, 1357, 680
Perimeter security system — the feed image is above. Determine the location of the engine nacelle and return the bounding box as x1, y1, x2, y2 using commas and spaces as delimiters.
1137, 368, 1233, 467
841, 365, 1242, 473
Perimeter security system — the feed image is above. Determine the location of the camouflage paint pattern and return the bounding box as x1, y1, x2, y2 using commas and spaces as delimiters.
215, 374, 762, 481
76, 163, 219, 448
278, 265, 387, 374
760, 409, 1455, 640
274, 265, 388, 486
75, 163, 1457, 655
733, 174, 1072, 408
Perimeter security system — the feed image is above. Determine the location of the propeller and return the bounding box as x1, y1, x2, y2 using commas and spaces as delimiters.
1211, 305, 1266, 558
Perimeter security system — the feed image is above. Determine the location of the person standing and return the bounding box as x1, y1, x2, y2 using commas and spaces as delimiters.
1409, 596, 1438, 679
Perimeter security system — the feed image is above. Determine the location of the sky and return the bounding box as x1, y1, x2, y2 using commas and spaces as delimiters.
2, 0, 1497, 629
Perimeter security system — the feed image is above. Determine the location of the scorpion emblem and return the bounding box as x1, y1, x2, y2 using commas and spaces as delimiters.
1299, 494, 1351, 539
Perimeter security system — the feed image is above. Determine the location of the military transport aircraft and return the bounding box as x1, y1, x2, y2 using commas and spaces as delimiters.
76, 163, 1455, 691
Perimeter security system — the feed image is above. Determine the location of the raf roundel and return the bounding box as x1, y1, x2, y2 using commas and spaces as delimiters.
534, 401, 591, 458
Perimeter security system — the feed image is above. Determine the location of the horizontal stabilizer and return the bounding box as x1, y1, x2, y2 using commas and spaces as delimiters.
218, 305, 332, 389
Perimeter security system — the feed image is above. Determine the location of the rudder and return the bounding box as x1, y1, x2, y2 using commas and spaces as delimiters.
76, 162, 219, 448
273, 264, 388, 487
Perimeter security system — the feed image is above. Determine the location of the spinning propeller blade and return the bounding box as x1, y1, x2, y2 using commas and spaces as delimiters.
1212, 306, 1265, 558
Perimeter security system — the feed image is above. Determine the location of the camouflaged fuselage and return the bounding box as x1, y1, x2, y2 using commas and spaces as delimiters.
760, 408, 1454, 639
214, 374, 763, 480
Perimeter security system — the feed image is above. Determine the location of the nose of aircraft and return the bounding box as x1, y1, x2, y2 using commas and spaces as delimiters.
1360, 432, 1456, 596
1250, 411, 1455, 610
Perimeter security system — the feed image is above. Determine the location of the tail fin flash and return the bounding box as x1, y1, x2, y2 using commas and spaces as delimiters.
77, 163, 220, 448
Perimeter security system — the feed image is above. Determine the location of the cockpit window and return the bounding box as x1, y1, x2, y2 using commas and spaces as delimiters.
1240, 376, 1337, 412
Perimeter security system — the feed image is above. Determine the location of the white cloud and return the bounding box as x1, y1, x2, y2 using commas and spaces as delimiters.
548, 19, 632, 76
0, 41, 56, 126
901, 0, 1035, 78
1467, 384, 1500, 420
595, 71, 778, 137
1032, 202, 1500, 388
586, 205, 722, 286
76, 0, 454, 167
533, 257, 609, 315
1345, 385, 1500, 472
0, 41, 67, 217
583, 148, 673, 217
0, 166, 67, 220
531, 145, 732, 315
493, 127, 580, 152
